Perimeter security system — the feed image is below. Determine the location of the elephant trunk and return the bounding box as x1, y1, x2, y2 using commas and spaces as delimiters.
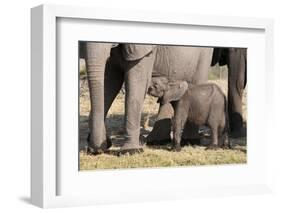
85, 43, 112, 151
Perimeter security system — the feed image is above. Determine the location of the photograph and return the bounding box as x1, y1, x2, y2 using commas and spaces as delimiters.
78, 43, 247, 170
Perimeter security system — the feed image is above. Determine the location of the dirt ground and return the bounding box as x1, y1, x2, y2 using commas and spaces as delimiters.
79, 67, 247, 170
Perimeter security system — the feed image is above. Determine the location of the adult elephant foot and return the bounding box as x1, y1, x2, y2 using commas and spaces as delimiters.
146, 119, 172, 146
230, 127, 247, 138
119, 142, 144, 155
229, 113, 247, 138
87, 133, 112, 155
146, 103, 173, 146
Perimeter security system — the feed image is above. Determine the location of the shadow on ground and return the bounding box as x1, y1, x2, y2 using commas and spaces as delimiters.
79, 113, 158, 151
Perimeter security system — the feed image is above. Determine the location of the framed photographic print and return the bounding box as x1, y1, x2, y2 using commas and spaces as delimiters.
31, 4, 274, 208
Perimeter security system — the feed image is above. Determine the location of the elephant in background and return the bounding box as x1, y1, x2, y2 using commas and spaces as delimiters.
81, 42, 213, 154
211, 48, 247, 137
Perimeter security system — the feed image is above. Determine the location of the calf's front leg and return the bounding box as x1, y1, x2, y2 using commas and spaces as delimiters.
172, 102, 188, 152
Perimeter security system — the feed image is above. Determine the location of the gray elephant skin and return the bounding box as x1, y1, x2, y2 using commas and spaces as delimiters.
81, 42, 213, 154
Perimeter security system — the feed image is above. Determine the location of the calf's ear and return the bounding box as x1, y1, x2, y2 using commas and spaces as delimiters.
162, 81, 188, 104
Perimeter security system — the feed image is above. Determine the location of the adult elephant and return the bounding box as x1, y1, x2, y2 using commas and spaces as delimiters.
211, 48, 247, 137
81, 42, 213, 154
147, 47, 247, 144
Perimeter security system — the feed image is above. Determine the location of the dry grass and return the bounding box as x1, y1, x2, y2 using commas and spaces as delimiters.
79, 65, 247, 170
80, 145, 246, 170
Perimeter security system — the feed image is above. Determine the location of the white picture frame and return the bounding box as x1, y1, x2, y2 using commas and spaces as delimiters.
31, 4, 274, 208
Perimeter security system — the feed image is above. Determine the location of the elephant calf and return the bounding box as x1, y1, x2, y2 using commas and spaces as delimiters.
148, 77, 229, 151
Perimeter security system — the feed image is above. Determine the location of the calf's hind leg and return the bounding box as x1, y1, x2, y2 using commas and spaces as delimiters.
206, 125, 219, 150
218, 114, 231, 149
220, 128, 231, 149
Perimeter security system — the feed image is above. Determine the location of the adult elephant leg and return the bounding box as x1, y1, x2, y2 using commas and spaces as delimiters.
146, 103, 174, 145
103, 47, 125, 147
87, 46, 124, 148
121, 52, 156, 153
85, 42, 112, 154
104, 47, 124, 116
228, 48, 246, 137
